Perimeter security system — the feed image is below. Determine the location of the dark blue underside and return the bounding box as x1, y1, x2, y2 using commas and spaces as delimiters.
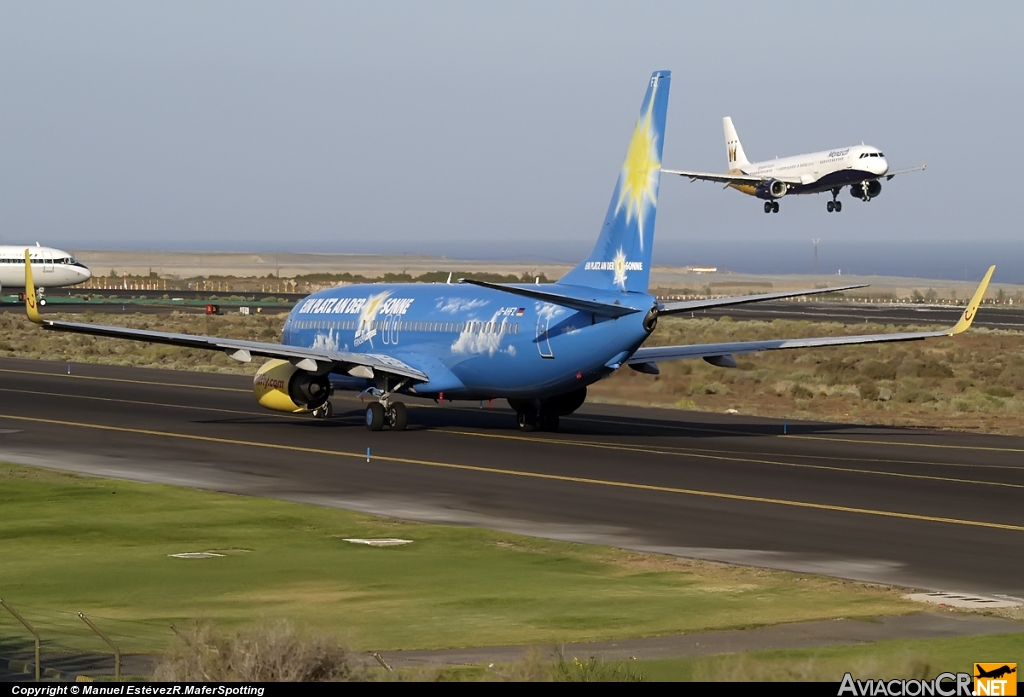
790, 169, 878, 195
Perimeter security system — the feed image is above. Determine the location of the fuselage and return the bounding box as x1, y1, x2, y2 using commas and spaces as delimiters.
731, 144, 889, 196
0, 246, 92, 289
282, 282, 655, 400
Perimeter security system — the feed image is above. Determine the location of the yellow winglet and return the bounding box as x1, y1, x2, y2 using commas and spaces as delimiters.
950, 265, 995, 335
23, 250, 42, 324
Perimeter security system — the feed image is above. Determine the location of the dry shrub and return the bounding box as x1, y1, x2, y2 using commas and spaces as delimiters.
153, 621, 365, 682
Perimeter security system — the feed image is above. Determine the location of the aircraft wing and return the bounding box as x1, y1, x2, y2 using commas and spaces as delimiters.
883, 163, 927, 181
661, 168, 800, 186
20, 253, 428, 382
631, 266, 993, 366
658, 284, 867, 315
458, 279, 642, 318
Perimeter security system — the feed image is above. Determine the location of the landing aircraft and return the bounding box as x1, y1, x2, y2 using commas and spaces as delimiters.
0, 243, 92, 303
22, 71, 993, 432
662, 117, 926, 213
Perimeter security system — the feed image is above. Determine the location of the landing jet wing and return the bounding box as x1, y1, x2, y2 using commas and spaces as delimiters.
20, 252, 428, 382
661, 168, 800, 186
883, 163, 927, 181
459, 279, 642, 318
630, 266, 993, 366
658, 284, 868, 315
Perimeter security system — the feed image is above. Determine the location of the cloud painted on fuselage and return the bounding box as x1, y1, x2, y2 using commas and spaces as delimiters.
437, 297, 490, 314
451, 308, 517, 357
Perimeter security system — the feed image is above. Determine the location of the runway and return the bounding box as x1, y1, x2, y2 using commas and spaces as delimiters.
0, 357, 1022, 599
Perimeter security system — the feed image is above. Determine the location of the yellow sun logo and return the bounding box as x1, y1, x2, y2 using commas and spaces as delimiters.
615, 90, 661, 249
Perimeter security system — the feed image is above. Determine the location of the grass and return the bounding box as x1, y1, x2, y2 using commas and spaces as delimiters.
0, 463, 918, 657
634, 632, 1024, 681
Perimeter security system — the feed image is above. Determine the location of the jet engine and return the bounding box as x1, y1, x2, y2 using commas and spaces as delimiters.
755, 179, 788, 200
253, 359, 331, 413
850, 180, 882, 200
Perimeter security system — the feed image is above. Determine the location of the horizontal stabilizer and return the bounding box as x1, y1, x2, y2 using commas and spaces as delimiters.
459, 279, 642, 318
658, 284, 867, 315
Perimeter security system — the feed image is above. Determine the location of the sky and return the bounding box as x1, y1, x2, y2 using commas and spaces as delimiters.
1, 2, 1022, 278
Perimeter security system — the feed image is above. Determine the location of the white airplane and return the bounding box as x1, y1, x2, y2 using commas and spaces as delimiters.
0, 243, 92, 304
663, 117, 926, 213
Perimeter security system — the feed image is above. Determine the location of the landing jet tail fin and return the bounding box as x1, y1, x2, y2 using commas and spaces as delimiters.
723, 116, 750, 170
558, 71, 670, 294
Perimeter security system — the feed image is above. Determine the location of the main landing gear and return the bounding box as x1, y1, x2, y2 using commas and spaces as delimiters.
361, 379, 410, 431
516, 405, 559, 433
311, 402, 333, 419
763, 201, 780, 214
826, 188, 843, 213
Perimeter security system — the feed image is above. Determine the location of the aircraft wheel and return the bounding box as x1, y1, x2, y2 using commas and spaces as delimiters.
772, 201, 780, 213
312, 402, 333, 419
366, 403, 386, 431
834, 201, 842, 212
39, 298, 46, 306
763, 202, 772, 214
827, 201, 835, 213
388, 402, 408, 431
516, 408, 537, 432
540, 413, 560, 432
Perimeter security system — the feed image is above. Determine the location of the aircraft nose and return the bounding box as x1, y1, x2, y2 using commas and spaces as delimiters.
80, 266, 93, 281
876, 157, 889, 176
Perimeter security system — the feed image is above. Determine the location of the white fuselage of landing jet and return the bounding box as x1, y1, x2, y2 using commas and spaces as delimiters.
738, 144, 890, 194
0, 246, 92, 292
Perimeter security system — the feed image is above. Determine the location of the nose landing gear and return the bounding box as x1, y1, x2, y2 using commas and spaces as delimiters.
361, 379, 409, 431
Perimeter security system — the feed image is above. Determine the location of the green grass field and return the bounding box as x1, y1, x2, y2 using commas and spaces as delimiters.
0, 462, 919, 658
635, 632, 1024, 681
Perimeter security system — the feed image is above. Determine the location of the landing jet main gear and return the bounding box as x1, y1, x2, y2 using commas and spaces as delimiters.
823, 187, 839, 211
763, 201, 779, 214
361, 378, 409, 431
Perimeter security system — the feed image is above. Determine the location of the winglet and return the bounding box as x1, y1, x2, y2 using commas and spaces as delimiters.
950, 265, 995, 335
23, 250, 42, 324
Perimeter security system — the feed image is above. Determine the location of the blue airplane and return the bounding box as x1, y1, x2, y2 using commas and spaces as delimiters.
22, 71, 994, 432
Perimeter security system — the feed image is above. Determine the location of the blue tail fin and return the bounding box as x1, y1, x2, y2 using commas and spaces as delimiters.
559, 71, 670, 294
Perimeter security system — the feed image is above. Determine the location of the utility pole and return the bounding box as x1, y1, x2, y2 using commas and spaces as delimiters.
812, 239, 820, 275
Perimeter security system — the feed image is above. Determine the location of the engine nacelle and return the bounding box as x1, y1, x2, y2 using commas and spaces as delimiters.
755, 179, 788, 200
253, 359, 331, 413
850, 180, 882, 200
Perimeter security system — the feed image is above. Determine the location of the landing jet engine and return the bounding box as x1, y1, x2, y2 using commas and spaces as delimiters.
850, 180, 882, 201
755, 179, 788, 200
253, 359, 331, 413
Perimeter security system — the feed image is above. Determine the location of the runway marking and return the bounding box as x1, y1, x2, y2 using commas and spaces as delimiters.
0, 387, 284, 419
0, 368, 248, 393
1, 413, 1021, 533
440, 430, 1024, 490
565, 414, 1024, 455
